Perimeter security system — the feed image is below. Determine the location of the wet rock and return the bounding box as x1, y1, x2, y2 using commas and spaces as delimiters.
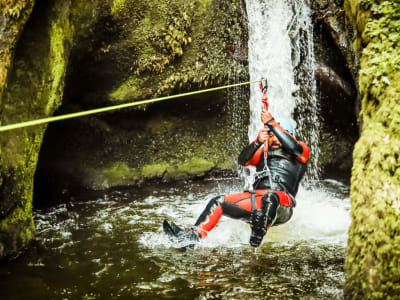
344, 1, 400, 298
311, 0, 359, 180
0, 0, 72, 259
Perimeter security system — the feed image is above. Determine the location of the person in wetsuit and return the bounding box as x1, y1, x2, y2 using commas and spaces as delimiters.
165, 109, 310, 247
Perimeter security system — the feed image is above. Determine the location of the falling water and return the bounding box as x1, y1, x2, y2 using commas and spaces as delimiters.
243, 0, 350, 248
245, 0, 320, 179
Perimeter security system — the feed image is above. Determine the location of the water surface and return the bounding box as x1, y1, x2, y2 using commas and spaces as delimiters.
1, 178, 350, 299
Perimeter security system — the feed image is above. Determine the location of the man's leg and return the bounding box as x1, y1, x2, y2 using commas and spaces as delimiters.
166, 193, 254, 246
169, 190, 291, 246
194, 192, 260, 239
249, 191, 294, 247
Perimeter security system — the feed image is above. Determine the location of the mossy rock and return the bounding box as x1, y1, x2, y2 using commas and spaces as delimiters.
344, 1, 400, 298
102, 162, 141, 186
177, 157, 215, 175
0, 0, 74, 258
141, 163, 169, 178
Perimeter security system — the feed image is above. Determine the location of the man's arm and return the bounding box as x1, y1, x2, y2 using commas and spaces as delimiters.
261, 109, 310, 164
237, 139, 263, 166
238, 127, 269, 166
267, 119, 310, 163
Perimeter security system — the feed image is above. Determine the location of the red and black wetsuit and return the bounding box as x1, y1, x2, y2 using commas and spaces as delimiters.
193, 119, 310, 239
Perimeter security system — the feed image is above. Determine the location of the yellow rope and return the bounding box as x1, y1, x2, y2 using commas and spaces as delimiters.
0, 0, 306, 133
0, 79, 263, 132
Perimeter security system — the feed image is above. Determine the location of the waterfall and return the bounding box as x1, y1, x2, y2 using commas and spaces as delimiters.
245, 0, 320, 180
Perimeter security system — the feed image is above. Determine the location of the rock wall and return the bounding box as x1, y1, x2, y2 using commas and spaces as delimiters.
0, 0, 74, 258
311, 0, 359, 180
34, 0, 249, 205
344, 0, 400, 298
0, 0, 249, 258
0, 0, 34, 257
0, 0, 34, 103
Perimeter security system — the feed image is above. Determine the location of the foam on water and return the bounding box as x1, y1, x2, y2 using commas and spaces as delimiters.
137, 179, 350, 249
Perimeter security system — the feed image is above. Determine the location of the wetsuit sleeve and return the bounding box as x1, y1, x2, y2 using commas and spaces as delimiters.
267, 119, 310, 164
238, 139, 264, 166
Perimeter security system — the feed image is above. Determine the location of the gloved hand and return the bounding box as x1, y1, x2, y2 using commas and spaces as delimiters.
261, 109, 273, 124
257, 127, 269, 143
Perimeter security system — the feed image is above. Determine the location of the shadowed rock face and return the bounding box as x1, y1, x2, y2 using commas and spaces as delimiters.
312, 4, 359, 180
0, 0, 34, 104
0, 0, 73, 259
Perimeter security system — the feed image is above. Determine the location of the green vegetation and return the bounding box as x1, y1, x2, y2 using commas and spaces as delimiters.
103, 162, 141, 186
102, 159, 214, 185
111, 0, 125, 15
177, 157, 215, 175
345, 0, 400, 298
141, 163, 169, 178
109, 0, 247, 100
0, 0, 74, 258
0, 0, 34, 105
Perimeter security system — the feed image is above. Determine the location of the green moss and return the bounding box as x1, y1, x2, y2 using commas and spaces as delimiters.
0, 200, 32, 232
344, 0, 400, 298
162, 158, 214, 180
109, 76, 145, 102
216, 159, 235, 170
198, 0, 212, 15
102, 159, 214, 184
111, 0, 125, 15
0, 181, 35, 256
46, 20, 72, 115
0, 0, 75, 258
178, 157, 215, 175
102, 162, 140, 186
110, 0, 247, 98
0, 0, 34, 105
141, 163, 169, 178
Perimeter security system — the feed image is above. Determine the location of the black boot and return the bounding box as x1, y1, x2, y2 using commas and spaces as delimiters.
249, 209, 269, 247
249, 193, 279, 247
163, 220, 200, 249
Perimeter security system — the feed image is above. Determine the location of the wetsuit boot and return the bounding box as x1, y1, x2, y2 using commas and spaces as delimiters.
249, 193, 279, 247
163, 220, 200, 249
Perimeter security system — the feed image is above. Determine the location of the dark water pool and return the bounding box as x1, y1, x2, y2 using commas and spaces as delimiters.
1, 178, 350, 299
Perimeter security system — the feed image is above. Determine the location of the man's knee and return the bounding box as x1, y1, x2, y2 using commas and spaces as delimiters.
260, 192, 281, 226
194, 195, 224, 226
202, 195, 225, 215
274, 206, 293, 225
262, 192, 280, 208
207, 195, 225, 207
